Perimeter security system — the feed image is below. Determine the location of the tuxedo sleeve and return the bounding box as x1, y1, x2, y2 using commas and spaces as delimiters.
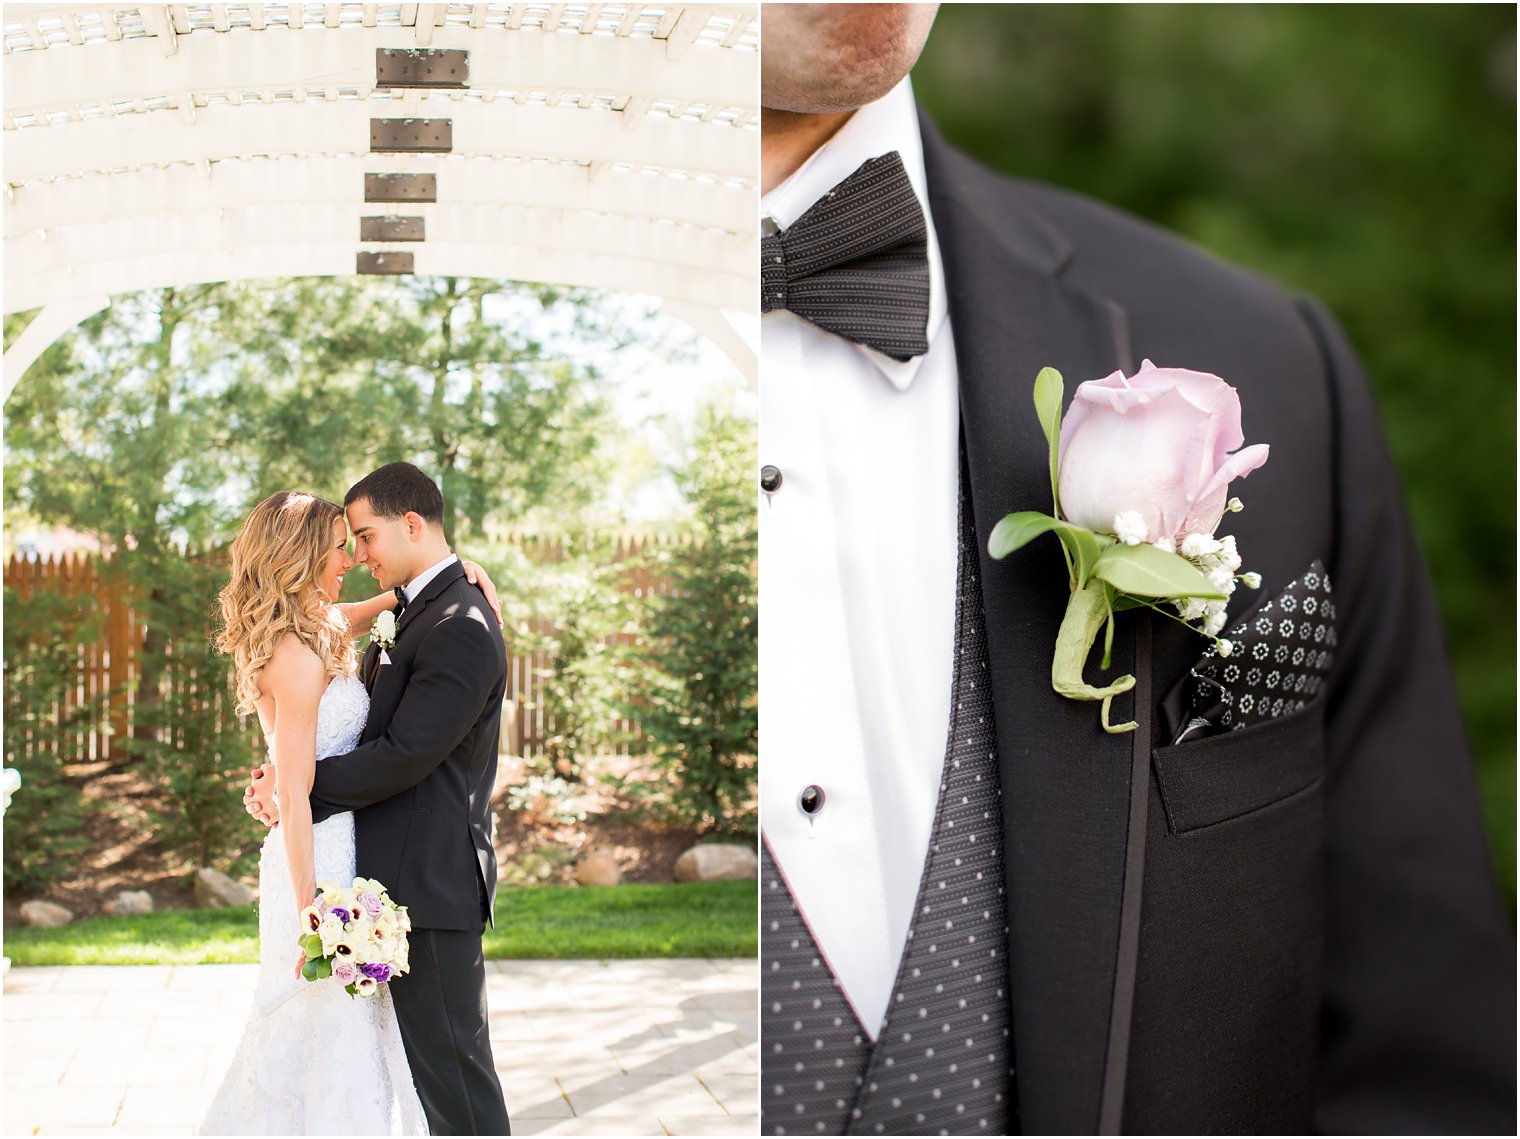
1298, 297, 1516, 1133
307, 610, 499, 812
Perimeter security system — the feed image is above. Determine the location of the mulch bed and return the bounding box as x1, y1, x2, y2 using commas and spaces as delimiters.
4, 754, 750, 924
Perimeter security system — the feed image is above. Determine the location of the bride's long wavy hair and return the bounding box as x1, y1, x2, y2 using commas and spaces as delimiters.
217, 491, 356, 716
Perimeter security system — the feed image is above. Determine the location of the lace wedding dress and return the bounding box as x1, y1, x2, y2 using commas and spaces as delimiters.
199, 674, 428, 1136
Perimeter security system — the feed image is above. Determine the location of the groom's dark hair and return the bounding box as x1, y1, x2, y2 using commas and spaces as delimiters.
345, 462, 445, 525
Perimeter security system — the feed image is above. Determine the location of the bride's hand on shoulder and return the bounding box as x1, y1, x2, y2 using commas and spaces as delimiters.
460, 559, 504, 627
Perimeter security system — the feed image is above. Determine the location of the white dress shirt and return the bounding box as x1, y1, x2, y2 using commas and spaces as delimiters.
760, 78, 961, 1038
404, 553, 459, 605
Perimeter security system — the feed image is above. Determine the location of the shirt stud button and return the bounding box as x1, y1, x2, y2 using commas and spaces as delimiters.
760, 464, 783, 494
798, 784, 825, 816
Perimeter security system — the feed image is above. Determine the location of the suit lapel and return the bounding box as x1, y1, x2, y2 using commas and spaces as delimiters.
922, 112, 1149, 1134
396, 559, 465, 639
360, 638, 381, 690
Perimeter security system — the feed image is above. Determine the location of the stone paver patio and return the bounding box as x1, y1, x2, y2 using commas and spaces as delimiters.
3, 959, 757, 1136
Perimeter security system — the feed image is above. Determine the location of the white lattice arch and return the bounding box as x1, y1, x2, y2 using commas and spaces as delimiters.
2, 3, 759, 393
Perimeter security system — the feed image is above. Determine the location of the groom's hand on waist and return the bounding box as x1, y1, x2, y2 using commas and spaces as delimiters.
244, 763, 280, 827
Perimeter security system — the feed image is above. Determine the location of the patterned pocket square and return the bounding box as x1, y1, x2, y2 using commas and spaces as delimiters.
1164, 560, 1337, 744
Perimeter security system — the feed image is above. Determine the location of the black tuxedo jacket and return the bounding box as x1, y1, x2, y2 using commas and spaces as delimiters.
308, 561, 506, 932
919, 112, 1515, 1133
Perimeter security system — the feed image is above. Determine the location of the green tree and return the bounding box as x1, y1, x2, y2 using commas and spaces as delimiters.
1, 586, 100, 890
215, 276, 632, 544
633, 403, 758, 831
4, 275, 642, 869
517, 538, 638, 781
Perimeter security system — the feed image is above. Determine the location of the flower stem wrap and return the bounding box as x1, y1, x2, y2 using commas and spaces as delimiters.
1052, 581, 1138, 733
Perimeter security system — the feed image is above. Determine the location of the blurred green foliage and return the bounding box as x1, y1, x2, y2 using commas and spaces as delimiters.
4, 279, 750, 886
913, 4, 1516, 900
2, 588, 100, 890
631, 402, 759, 832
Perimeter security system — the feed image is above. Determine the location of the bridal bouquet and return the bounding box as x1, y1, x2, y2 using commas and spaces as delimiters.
298, 877, 412, 998
989, 362, 1269, 734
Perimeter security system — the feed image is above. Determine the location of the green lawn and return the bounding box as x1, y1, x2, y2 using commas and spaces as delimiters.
3, 881, 757, 966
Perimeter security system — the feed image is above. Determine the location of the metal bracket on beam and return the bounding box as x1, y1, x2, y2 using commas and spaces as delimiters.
360, 216, 426, 242
365, 173, 438, 202
376, 48, 469, 88
357, 252, 415, 275
370, 118, 453, 153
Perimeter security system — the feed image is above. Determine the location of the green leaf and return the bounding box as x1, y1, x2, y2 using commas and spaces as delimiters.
299, 934, 323, 959
1092, 543, 1227, 600
301, 956, 332, 982
987, 512, 1109, 588
987, 512, 1061, 559
1033, 367, 1064, 514
1056, 525, 1109, 588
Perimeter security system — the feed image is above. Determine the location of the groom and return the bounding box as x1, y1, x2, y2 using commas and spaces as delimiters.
760, 4, 1514, 1135
246, 462, 511, 1136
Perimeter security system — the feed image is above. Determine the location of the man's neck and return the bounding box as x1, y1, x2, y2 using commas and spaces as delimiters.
401, 548, 453, 590
762, 107, 856, 194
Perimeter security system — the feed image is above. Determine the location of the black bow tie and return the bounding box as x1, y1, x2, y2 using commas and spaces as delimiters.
761, 151, 931, 362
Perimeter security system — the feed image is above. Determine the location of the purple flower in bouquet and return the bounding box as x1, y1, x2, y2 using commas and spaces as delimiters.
360, 962, 392, 983
331, 906, 352, 923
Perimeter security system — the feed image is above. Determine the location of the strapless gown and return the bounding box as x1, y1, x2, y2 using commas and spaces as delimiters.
199, 674, 427, 1136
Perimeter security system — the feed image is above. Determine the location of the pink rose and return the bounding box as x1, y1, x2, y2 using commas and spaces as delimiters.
331, 959, 358, 986
1057, 360, 1269, 543
360, 892, 384, 918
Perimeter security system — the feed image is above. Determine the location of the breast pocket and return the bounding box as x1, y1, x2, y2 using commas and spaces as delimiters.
1151, 694, 1326, 835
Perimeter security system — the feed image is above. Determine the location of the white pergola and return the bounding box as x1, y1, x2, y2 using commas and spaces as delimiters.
2, 3, 759, 394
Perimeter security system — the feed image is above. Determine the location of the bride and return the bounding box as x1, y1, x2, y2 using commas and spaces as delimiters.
199, 491, 497, 1136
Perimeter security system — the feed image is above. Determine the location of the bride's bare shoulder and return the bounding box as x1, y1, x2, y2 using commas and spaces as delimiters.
261, 634, 325, 700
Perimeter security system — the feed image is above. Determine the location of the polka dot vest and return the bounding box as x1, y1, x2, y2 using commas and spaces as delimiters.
763, 467, 1016, 1135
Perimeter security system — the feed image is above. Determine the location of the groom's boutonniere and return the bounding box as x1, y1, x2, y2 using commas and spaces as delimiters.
989, 361, 1270, 734
370, 609, 398, 650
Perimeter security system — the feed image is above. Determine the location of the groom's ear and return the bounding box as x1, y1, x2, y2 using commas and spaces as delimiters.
403, 511, 427, 541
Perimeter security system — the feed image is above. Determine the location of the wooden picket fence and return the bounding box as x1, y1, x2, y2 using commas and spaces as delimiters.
4, 552, 140, 767
498, 533, 690, 758
3, 535, 690, 764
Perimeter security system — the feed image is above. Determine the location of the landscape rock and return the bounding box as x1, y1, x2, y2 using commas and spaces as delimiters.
20, 900, 74, 928
673, 843, 758, 883
102, 890, 155, 917
194, 867, 257, 909
575, 850, 623, 888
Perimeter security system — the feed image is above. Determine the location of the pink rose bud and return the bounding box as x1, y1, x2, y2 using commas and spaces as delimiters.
361, 892, 384, 918
332, 960, 358, 986
1058, 360, 1269, 545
